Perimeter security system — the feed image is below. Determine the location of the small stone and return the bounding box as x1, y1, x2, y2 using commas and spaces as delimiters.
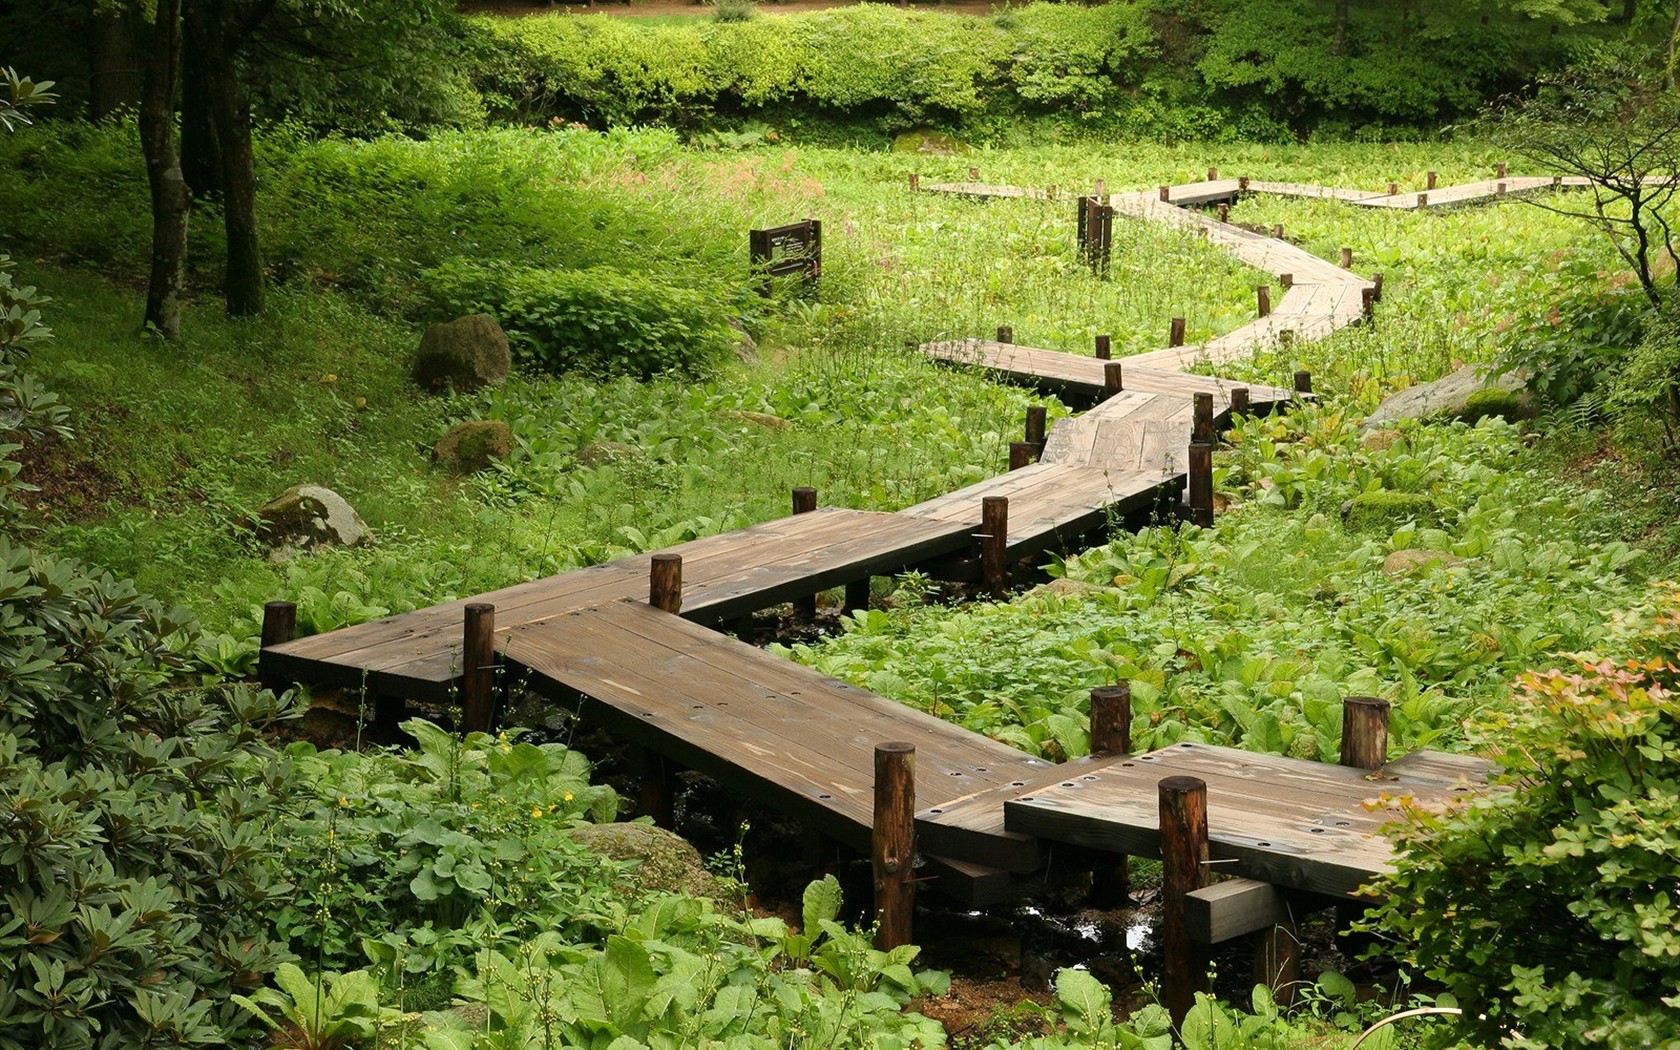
578, 441, 640, 468
1023, 577, 1106, 601
566, 823, 726, 899
1382, 549, 1464, 576
256, 484, 373, 553
412, 314, 512, 393
718, 410, 793, 432
1362, 363, 1527, 429
433, 420, 513, 474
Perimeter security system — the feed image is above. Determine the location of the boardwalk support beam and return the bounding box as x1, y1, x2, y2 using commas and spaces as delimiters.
1294, 371, 1313, 395
651, 554, 682, 615
1169, 317, 1186, 347
1160, 775, 1210, 1028
873, 742, 917, 950
1257, 284, 1271, 318
1094, 334, 1111, 360
980, 497, 1009, 597
1088, 683, 1133, 906
461, 602, 497, 734
1009, 442, 1035, 472
1025, 406, 1047, 456
792, 488, 819, 618
997, 325, 1014, 344
1188, 442, 1214, 529
1193, 392, 1215, 444
1104, 362, 1124, 399
1230, 387, 1250, 416
260, 601, 296, 691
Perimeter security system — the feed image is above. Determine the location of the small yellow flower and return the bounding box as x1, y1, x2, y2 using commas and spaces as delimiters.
531, 807, 543, 819
563, 792, 574, 802
337, 796, 349, 808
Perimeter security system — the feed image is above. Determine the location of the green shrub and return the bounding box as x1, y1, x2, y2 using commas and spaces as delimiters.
1368, 581, 1680, 1048
999, 2, 1157, 112
428, 258, 738, 377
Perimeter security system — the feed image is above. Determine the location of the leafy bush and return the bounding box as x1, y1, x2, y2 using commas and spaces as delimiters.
1368, 581, 1680, 1048
271, 720, 620, 985
428, 258, 738, 377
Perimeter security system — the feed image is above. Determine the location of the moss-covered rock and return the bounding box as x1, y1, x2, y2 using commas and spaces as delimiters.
433, 420, 513, 473
566, 822, 725, 899
1342, 490, 1438, 532
1382, 548, 1464, 576
577, 441, 640, 468
891, 129, 970, 155
1459, 387, 1530, 425
412, 314, 511, 393
256, 484, 373, 553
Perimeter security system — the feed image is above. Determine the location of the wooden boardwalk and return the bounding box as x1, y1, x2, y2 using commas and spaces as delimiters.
262, 164, 1530, 910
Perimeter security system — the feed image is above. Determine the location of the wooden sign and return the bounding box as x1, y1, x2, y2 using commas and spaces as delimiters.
749, 218, 822, 296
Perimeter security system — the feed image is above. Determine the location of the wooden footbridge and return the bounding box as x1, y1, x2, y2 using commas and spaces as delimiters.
261, 168, 1526, 1015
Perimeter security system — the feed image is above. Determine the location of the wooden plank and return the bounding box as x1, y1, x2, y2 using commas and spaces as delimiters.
922, 854, 1026, 907
1002, 742, 1490, 897
917, 181, 1053, 200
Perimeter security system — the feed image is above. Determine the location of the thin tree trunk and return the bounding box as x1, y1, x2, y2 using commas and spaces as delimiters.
1668, 0, 1680, 90
87, 6, 142, 120
139, 0, 189, 340
180, 42, 223, 198
1333, 0, 1349, 56
187, 0, 263, 317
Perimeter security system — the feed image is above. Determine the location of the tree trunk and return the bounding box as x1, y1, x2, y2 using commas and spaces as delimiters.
1669, 0, 1680, 90
186, 0, 264, 317
139, 0, 189, 341
180, 42, 223, 198
1332, 0, 1349, 56
88, 6, 142, 120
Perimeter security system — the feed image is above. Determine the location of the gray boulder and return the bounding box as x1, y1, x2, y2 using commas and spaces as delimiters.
434, 420, 514, 474
413, 314, 511, 393
1361, 363, 1525, 429
578, 441, 640, 468
257, 484, 372, 553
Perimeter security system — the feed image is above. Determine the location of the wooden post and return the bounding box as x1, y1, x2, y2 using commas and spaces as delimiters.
1094, 178, 1106, 197
1293, 370, 1313, 395
1088, 684, 1133, 906
1193, 392, 1215, 444
1372, 272, 1384, 302
638, 748, 675, 828
1257, 284, 1271, 318
1339, 246, 1353, 269
908, 173, 919, 191
1090, 683, 1132, 755
1495, 161, 1507, 179
1417, 192, 1429, 209
968, 165, 979, 180
1340, 696, 1391, 770
261, 600, 296, 649
996, 324, 1014, 344
1158, 184, 1171, 202
1255, 917, 1302, 1004
1230, 387, 1250, 416
1094, 334, 1112, 360
1104, 362, 1124, 399
259, 601, 297, 692
1025, 406, 1047, 452
1552, 175, 1561, 189
1169, 317, 1186, 347
1238, 176, 1249, 191
873, 742, 917, 950
1207, 166, 1218, 181
1009, 441, 1035, 472
1387, 181, 1398, 196
1279, 272, 1293, 289
1216, 202, 1229, 223
980, 496, 1009, 597
1187, 442, 1214, 528
1160, 776, 1210, 1028
792, 488, 818, 619
1271, 223, 1284, 239
650, 553, 682, 615
844, 578, 871, 615
1496, 181, 1507, 196
461, 602, 497, 734
1426, 170, 1437, 190
1361, 286, 1376, 320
